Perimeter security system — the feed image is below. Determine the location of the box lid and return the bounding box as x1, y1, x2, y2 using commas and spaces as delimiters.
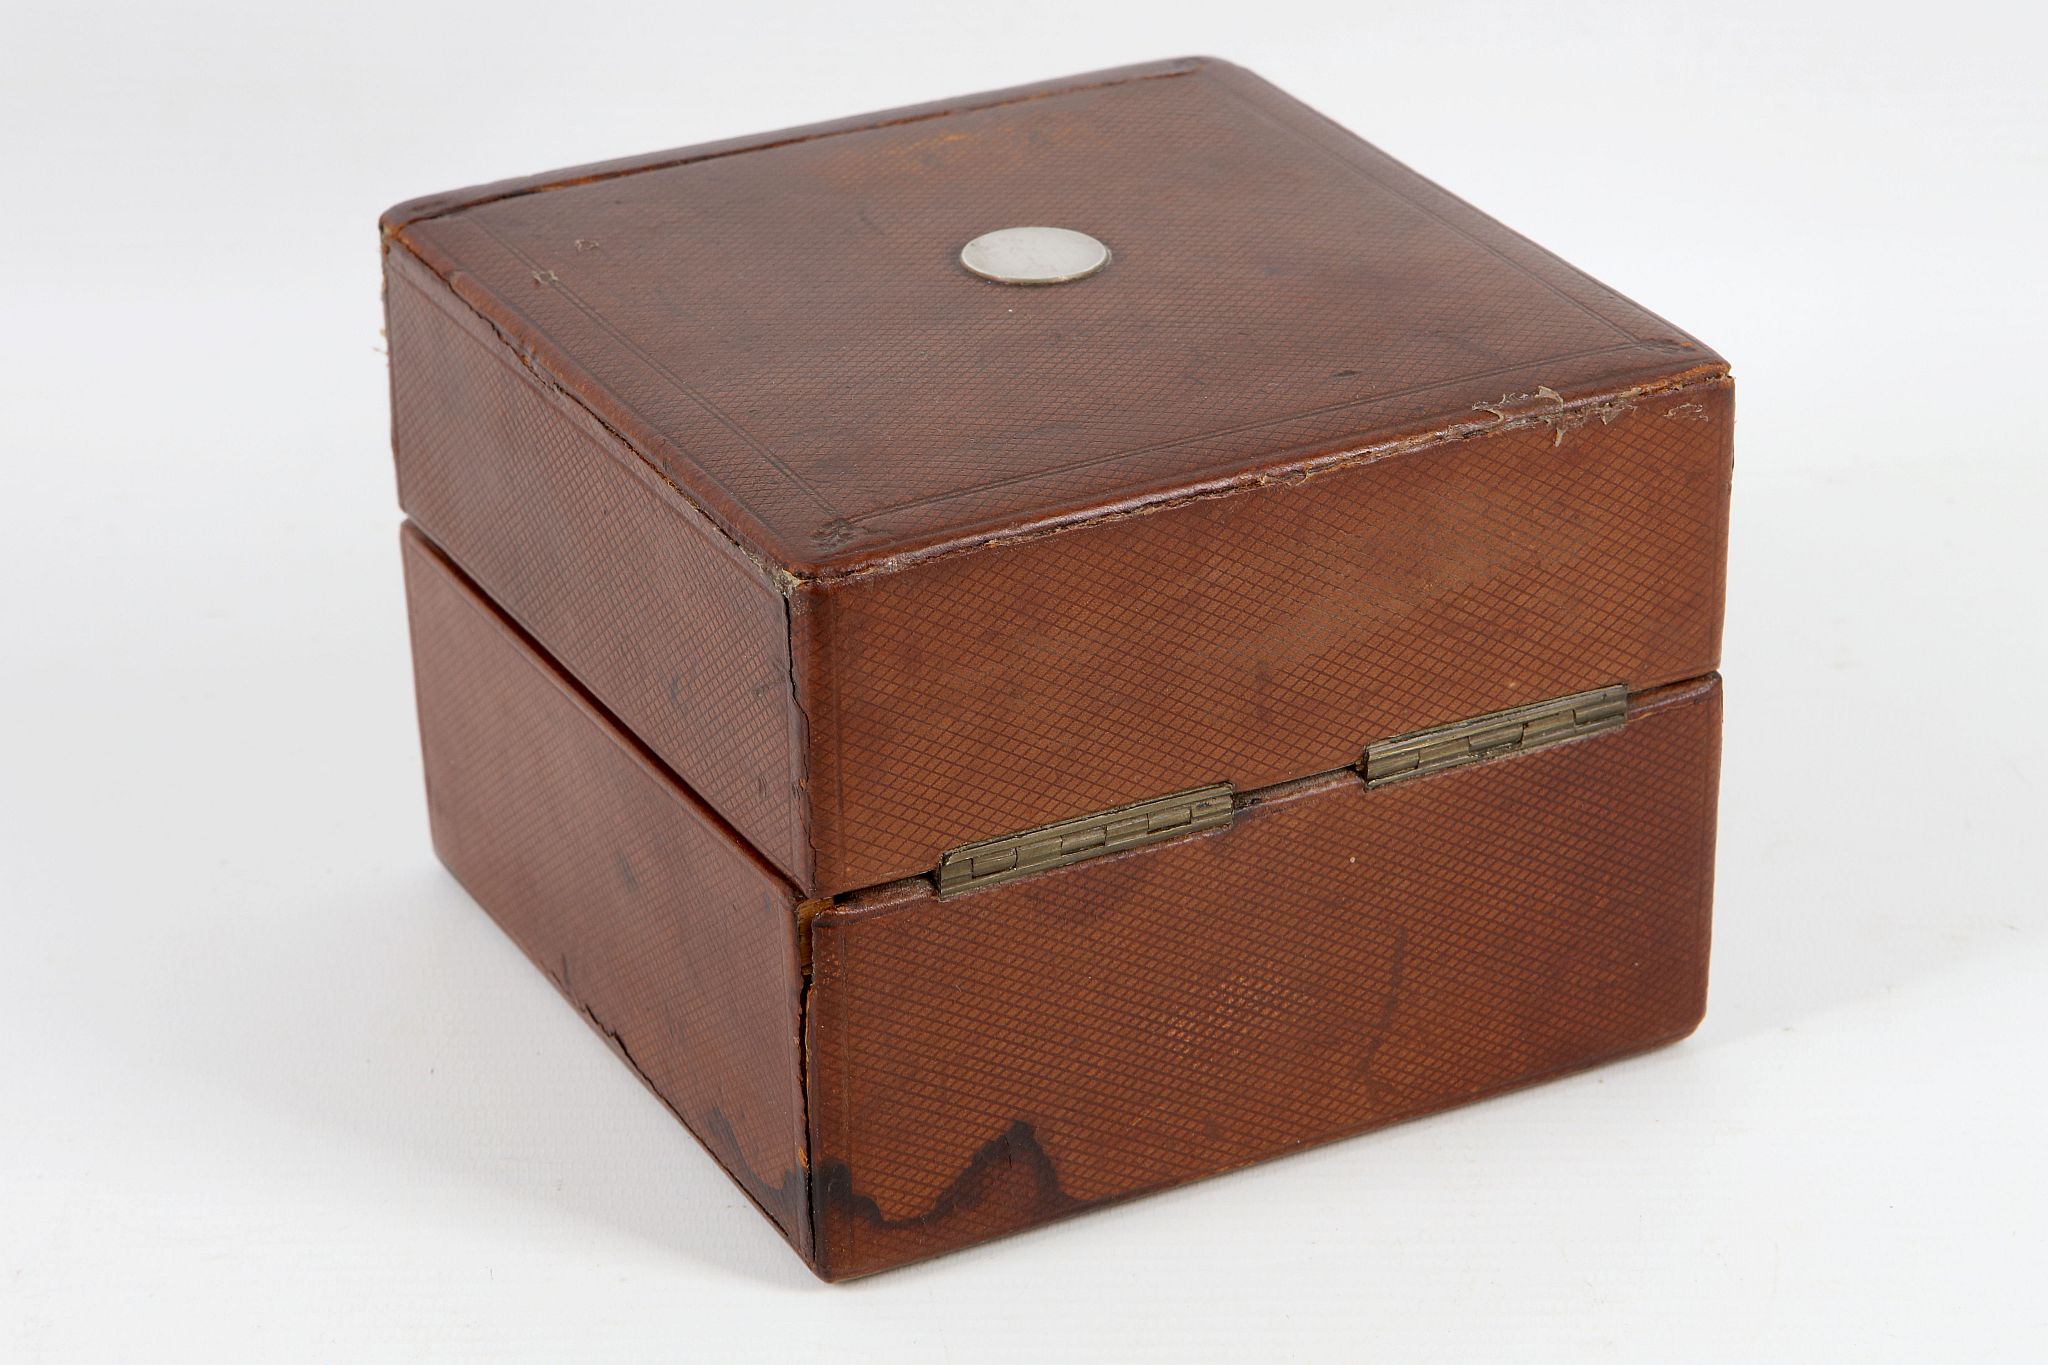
384, 58, 1731, 895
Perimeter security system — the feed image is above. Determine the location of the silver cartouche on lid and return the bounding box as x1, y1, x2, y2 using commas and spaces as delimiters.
959, 226, 1111, 285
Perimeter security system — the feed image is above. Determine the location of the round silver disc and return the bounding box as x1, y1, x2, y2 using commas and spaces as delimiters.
959, 226, 1111, 285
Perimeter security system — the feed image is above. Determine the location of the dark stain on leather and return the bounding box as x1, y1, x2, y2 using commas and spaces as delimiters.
817, 1119, 1083, 1233
695, 1106, 806, 1235
811, 1119, 1096, 1276
560, 979, 805, 1239
1356, 925, 1409, 1083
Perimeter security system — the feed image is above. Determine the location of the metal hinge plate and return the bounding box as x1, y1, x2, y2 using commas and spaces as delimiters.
1362, 684, 1628, 788
936, 784, 1235, 897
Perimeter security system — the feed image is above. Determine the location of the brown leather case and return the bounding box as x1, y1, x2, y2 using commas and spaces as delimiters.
386, 58, 1731, 1279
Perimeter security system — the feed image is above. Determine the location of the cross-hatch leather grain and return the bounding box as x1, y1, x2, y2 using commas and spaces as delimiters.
387, 57, 1718, 570
805, 675, 1720, 1279
387, 60, 1729, 1280
389, 252, 812, 881
801, 380, 1729, 890
384, 58, 1732, 895
404, 536, 1719, 1278
401, 527, 811, 1251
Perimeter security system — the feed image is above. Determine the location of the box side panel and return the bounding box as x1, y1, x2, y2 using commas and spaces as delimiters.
805, 676, 1721, 1279
401, 527, 810, 1254
807, 380, 1731, 891
386, 247, 811, 885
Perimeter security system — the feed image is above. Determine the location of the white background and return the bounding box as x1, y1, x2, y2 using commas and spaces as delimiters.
4, 1, 2044, 1359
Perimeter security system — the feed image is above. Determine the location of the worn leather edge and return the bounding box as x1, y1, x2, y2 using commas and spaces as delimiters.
801, 366, 1733, 586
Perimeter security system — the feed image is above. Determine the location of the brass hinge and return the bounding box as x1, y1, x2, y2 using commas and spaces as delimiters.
936, 784, 1234, 897
1362, 684, 1628, 788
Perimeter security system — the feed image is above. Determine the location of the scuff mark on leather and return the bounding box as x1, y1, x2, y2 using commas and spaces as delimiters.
1474, 385, 1637, 446
697, 1106, 808, 1230
575, 997, 644, 1081
817, 368, 1727, 582
782, 591, 820, 882
1355, 925, 1409, 1082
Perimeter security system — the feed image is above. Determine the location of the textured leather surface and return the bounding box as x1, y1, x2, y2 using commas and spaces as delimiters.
388, 252, 811, 882
402, 515, 1720, 1279
805, 675, 1721, 1279
800, 379, 1729, 890
384, 58, 1733, 895
400, 526, 810, 1252
386, 57, 1720, 572
388, 63, 1731, 1276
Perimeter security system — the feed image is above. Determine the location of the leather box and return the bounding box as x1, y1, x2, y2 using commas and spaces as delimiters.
383, 57, 1731, 1280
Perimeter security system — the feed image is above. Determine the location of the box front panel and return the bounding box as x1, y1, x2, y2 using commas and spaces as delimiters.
401, 527, 811, 1251
804, 675, 1720, 1278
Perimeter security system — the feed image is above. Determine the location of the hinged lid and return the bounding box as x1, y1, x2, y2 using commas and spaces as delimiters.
383, 58, 1731, 897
